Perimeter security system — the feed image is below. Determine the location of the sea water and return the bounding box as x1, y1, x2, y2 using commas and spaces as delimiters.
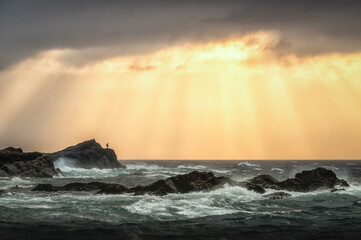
0, 160, 361, 239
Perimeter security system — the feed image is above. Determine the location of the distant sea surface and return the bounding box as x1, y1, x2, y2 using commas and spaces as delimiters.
1, 160, 361, 240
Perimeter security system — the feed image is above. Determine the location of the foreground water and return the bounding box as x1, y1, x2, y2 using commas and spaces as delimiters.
1, 160, 361, 239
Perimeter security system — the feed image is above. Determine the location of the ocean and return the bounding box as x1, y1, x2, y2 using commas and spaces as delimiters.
1, 160, 361, 239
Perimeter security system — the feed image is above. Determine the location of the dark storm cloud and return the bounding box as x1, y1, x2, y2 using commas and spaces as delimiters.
1, 0, 361, 68
206, 0, 361, 55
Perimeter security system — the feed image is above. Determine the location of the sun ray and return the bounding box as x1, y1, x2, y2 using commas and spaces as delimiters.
1, 32, 361, 159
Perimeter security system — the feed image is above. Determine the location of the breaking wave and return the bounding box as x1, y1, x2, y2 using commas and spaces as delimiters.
177, 165, 207, 170
54, 158, 123, 178
237, 161, 260, 167
125, 163, 165, 170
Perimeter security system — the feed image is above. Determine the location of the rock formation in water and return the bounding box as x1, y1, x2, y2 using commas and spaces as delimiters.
245, 182, 266, 194
32, 182, 129, 193
0, 139, 124, 177
130, 171, 230, 195
0, 147, 61, 178
49, 139, 124, 169
246, 167, 349, 193
32, 171, 232, 196
29, 167, 350, 197
263, 192, 292, 199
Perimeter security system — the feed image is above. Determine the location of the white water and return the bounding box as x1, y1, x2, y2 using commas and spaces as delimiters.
237, 161, 260, 167
54, 157, 125, 178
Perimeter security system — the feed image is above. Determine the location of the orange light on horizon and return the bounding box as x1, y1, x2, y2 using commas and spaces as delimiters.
1, 31, 361, 159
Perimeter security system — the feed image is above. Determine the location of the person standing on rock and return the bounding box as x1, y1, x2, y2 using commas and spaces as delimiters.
106, 143, 109, 148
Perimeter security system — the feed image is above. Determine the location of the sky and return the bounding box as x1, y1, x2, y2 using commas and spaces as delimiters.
1, 0, 361, 159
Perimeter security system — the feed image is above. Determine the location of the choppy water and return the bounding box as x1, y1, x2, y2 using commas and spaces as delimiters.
1, 160, 361, 239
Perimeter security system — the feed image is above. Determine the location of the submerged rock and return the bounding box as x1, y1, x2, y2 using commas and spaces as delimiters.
246, 168, 349, 193
263, 192, 292, 199
32, 182, 129, 193
0, 147, 60, 178
50, 139, 124, 169
32, 171, 231, 196
330, 188, 346, 193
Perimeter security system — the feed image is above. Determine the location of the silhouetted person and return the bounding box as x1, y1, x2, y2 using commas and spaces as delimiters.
106, 143, 109, 149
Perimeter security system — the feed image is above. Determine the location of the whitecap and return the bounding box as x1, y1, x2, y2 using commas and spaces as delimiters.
145, 173, 172, 179
10, 177, 32, 184
0, 177, 34, 189
271, 168, 284, 173
125, 163, 164, 170
177, 165, 207, 170
237, 161, 260, 167
123, 185, 261, 220
211, 169, 231, 174
323, 166, 339, 171
346, 162, 357, 166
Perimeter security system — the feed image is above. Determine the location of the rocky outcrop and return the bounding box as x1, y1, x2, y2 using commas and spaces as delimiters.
246, 182, 265, 194
32, 171, 231, 196
0, 147, 60, 178
1, 139, 124, 177
247, 168, 349, 193
248, 174, 280, 190
130, 171, 231, 196
50, 139, 124, 169
32, 182, 129, 193
278, 168, 349, 192
263, 192, 291, 200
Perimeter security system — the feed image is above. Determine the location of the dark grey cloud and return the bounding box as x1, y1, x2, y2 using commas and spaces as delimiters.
1, 0, 361, 69
207, 0, 361, 55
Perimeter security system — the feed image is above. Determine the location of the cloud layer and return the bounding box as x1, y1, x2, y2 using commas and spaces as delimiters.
1, 0, 361, 68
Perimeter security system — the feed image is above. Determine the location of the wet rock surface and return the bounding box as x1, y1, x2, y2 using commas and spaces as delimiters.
31, 168, 349, 197
263, 192, 292, 199
50, 139, 124, 169
32, 182, 129, 193
32, 171, 231, 196
0, 147, 60, 178
247, 167, 349, 193
246, 182, 266, 194
131, 171, 231, 195
1, 139, 125, 177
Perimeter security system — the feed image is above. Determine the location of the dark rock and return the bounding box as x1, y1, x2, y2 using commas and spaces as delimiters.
278, 168, 349, 192
263, 192, 292, 199
0, 190, 5, 195
131, 171, 231, 196
0, 148, 60, 178
248, 174, 281, 190
0, 148, 42, 164
330, 188, 346, 193
96, 184, 130, 194
2, 147, 23, 153
50, 139, 124, 169
246, 182, 265, 194
32, 182, 129, 193
32, 171, 231, 196
32, 184, 59, 192
246, 168, 349, 193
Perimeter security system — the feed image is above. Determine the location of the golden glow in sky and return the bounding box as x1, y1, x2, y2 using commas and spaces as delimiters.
1, 31, 361, 159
